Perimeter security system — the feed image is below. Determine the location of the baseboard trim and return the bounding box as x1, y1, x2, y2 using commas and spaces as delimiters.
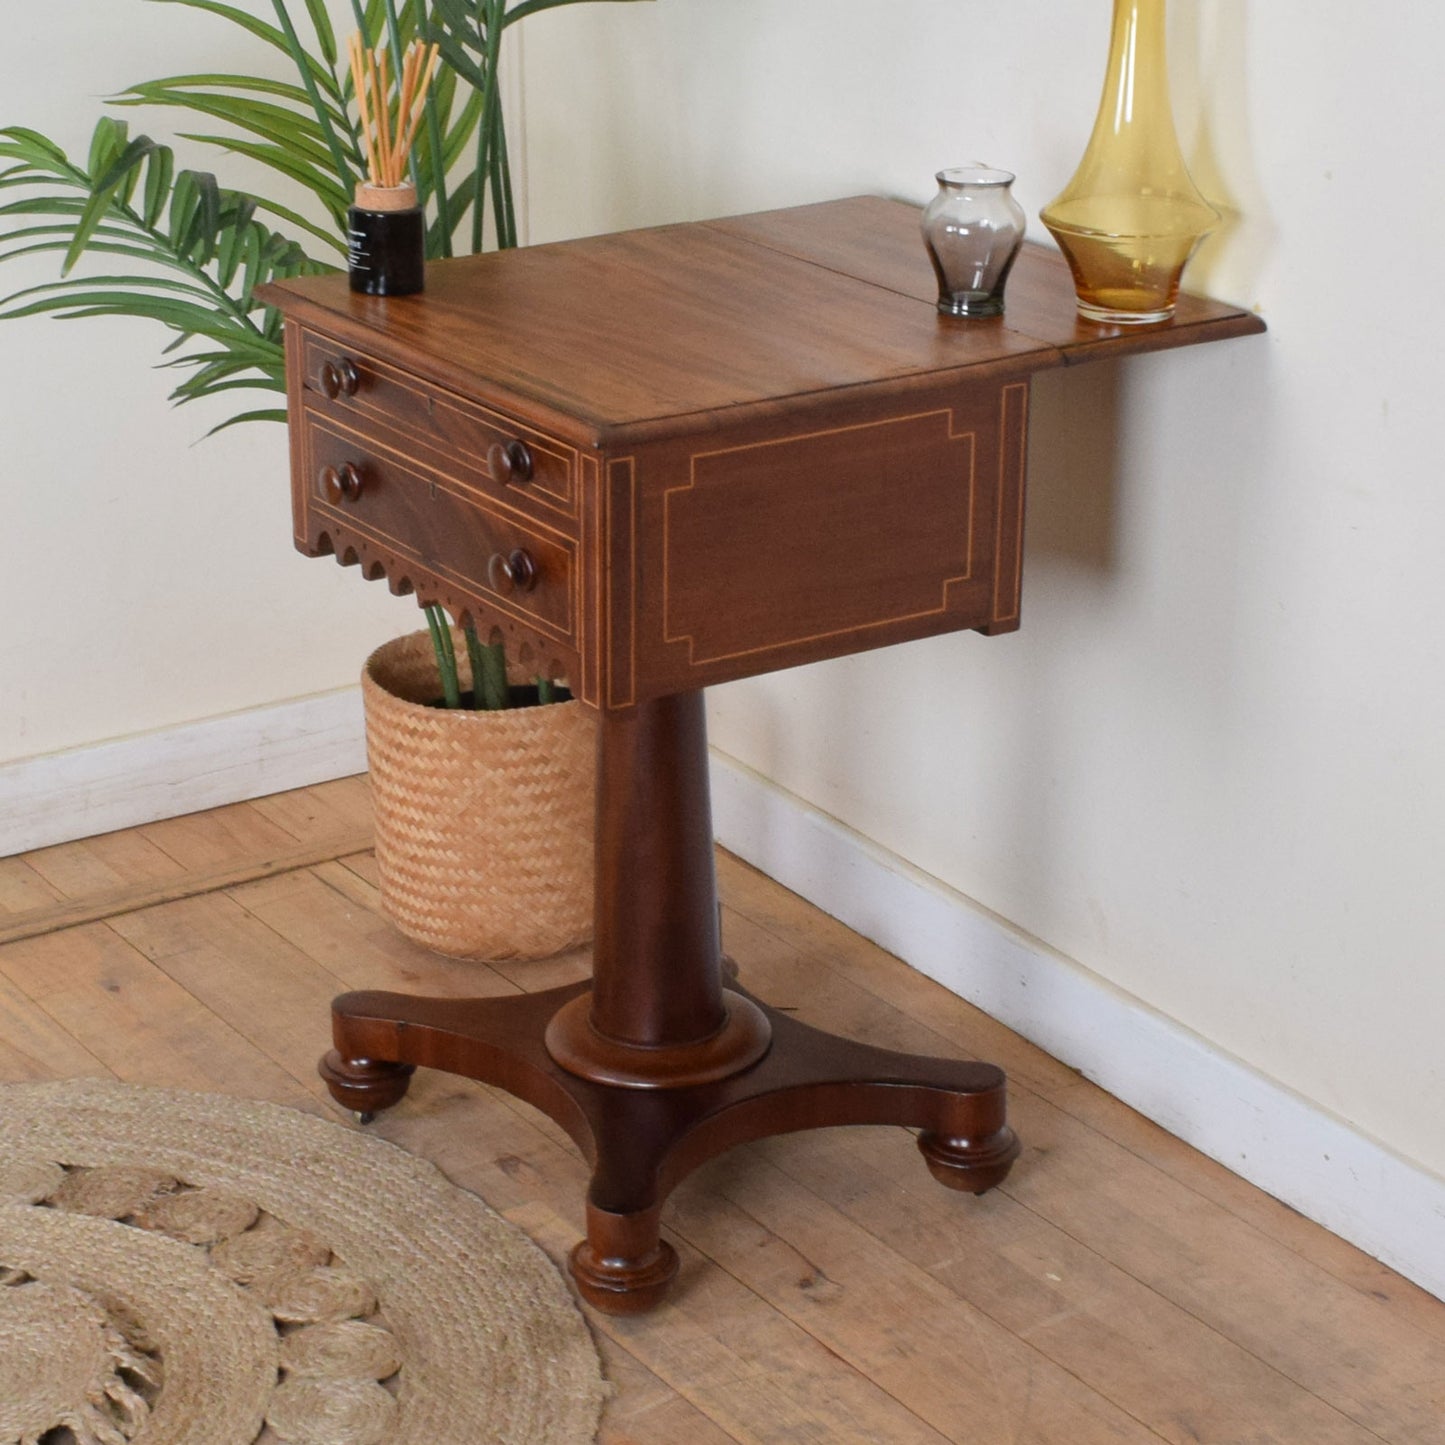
708, 747, 1445, 1303
0, 689, 367, 857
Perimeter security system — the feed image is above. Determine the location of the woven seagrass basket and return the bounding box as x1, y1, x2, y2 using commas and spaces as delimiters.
362, 630, 595, 960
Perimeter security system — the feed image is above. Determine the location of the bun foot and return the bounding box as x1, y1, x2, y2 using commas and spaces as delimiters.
319, 1050, 415, 1118
569, 1202, 680, 1315
918, 1125, 1021, 1195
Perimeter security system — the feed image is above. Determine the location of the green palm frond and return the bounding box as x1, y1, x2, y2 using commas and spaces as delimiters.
0, 119, 328, 421
146, 0, 347, 101
117, 83, 350, 167
1, 0, 656, 438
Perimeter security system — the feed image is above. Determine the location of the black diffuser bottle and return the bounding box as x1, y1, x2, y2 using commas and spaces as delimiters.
348, 181, 425, 296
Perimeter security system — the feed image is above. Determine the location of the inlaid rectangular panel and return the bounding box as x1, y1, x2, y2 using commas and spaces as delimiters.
990, 382, 1029, 631
663, 409, 977, 664
605, 379, 1028, 701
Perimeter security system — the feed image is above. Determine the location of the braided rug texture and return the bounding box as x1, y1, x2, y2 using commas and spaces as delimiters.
0, 1080, 606, 1445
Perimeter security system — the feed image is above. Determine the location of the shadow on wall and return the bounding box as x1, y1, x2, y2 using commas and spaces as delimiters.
1172, 0, 1277, 301
1024, 362, 1123, 574
1021, 0, 1272, 580
1020, 0, 1278, 581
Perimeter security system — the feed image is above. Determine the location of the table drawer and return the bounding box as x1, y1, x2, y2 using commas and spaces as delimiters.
299, 328, 577, 521
301, 410, 574, 639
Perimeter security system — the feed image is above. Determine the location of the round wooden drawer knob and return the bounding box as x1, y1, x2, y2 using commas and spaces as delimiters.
488, 548, 538, 595
488, 440, 534, 486
320, 463, 365, 503
320, 359, 360, 399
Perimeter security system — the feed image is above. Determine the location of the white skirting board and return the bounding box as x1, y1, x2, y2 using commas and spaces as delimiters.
5, 695, 1442, 1302
0, 689, 368, 857
708, 747, 1445, 1305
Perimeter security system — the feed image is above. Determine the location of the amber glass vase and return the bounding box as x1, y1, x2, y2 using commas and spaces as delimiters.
1041, 0, 1218, 324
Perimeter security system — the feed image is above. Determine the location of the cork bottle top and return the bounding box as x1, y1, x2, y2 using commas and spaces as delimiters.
354, 180, 419, 213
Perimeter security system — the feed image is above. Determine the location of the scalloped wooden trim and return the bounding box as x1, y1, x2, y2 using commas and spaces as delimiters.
306, 525, 579, 685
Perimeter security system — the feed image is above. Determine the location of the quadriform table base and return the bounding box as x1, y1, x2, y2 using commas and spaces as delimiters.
319, 691, 1018, 1314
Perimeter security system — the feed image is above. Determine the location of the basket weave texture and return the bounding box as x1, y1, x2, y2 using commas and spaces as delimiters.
362, 630, 595, 961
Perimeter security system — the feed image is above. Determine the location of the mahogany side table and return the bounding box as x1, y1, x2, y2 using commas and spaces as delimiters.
262, 196, 1264, 1313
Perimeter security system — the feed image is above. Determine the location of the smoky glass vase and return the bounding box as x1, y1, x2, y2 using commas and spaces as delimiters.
1040, 0, 1219, 324
921, 165, 1027, 318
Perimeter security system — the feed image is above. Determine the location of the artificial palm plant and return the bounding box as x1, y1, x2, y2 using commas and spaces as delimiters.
0, 0, 646, 708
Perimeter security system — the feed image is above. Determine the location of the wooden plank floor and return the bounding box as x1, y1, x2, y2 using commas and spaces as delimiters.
3, 776, 1444, 1443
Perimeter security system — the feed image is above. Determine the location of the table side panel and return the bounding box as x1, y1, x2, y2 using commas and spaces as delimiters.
599, 379, 1030, 706
989, 379, 1029, 634
285, 321, 310, 555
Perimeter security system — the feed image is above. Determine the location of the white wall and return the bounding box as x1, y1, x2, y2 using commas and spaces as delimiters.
6, 3, 1442, 1200
519, 1, 1445, 1183
0, 3, 408, 766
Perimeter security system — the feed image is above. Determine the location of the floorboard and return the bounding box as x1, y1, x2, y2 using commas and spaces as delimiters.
2, 778, 1442, 1444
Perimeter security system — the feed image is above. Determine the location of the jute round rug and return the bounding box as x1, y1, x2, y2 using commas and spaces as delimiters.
0, 1080, 607, 1445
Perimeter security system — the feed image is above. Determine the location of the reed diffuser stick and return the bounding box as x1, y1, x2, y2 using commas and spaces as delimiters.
377, 46, 394, 184
348, 36, 381, 186
397, 52, 441, 166
348, 33, 441, 192
395, 61, 419, 181
378, 53, 393, 185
